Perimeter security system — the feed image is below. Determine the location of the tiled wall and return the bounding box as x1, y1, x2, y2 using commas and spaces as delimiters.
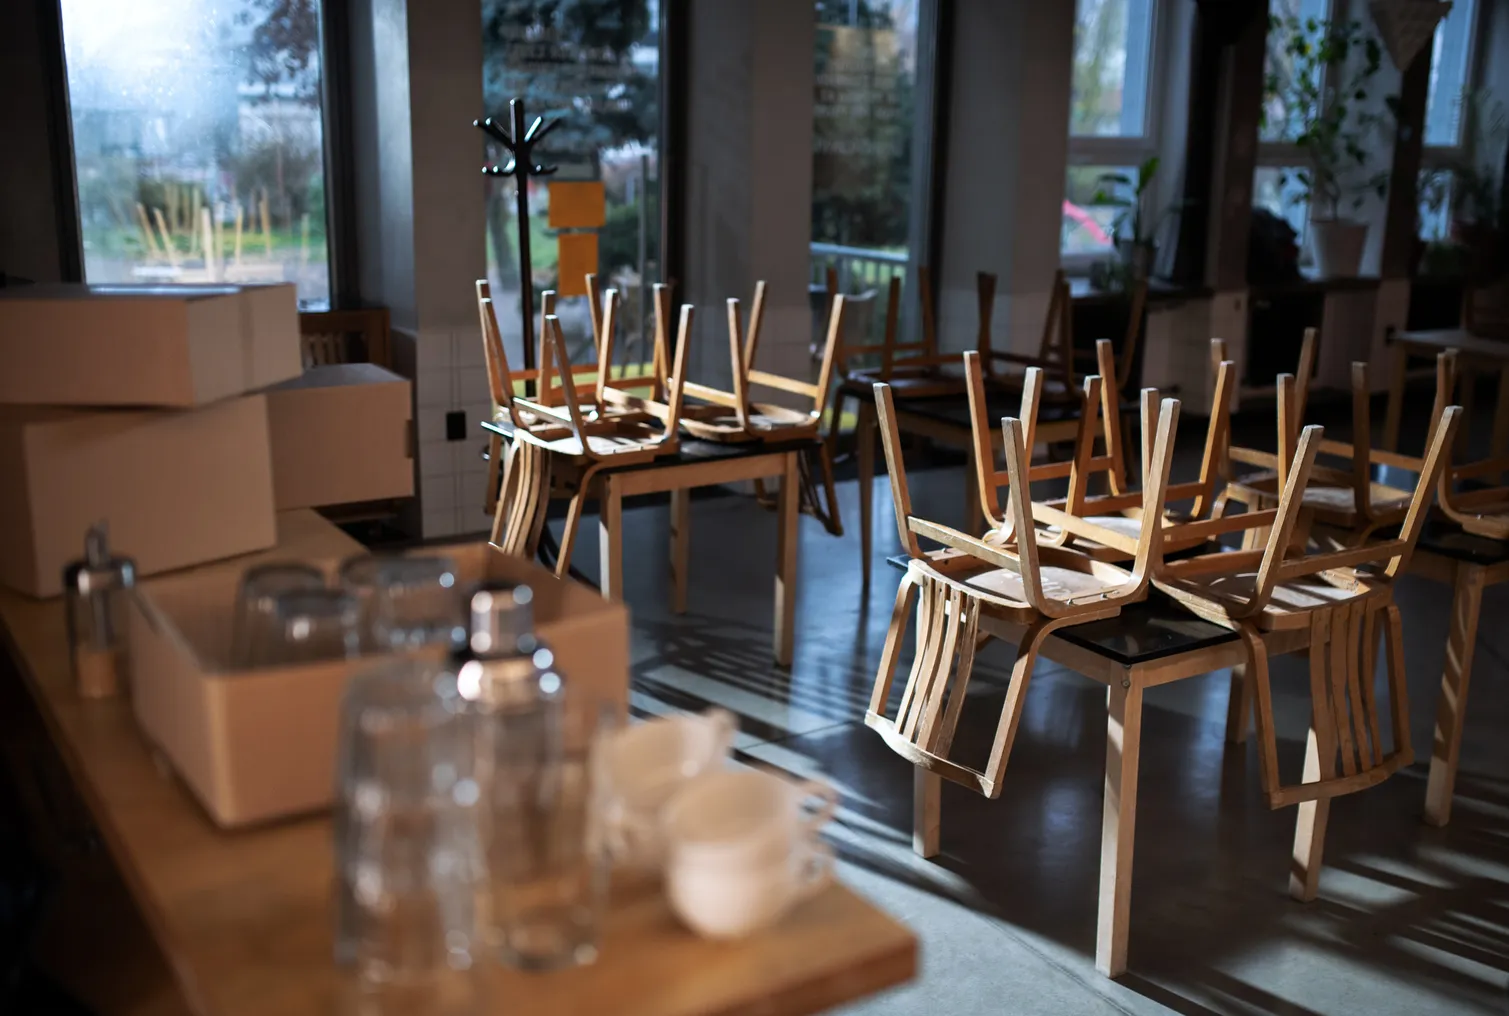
410, 323, 496, 539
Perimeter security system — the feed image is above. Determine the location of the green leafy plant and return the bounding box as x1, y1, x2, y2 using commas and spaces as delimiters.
1262, 15, 1391, 220
1092, 156, 1160, 244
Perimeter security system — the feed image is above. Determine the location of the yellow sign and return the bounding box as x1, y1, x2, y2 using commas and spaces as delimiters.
556, 233, 599, 297
548, 182, 606, 229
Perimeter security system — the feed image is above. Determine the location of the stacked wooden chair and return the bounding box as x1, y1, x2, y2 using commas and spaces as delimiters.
477, 279, 689, 573
659, 280, 849, 535
1431, 350, 1509, 538
1215, 330, 1417, 545
864, 371, 1181, 818
1157, 377, 1461, 899
963, 338, 1235, 562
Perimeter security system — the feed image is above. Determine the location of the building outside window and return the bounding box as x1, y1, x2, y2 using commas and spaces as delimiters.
60, 0, 332, 308
810, 0, 924, 333
480, 0, 662, 371
1063, 0, 1160, 261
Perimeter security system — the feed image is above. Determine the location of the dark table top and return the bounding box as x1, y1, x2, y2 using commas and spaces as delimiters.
884, 554, 1236, 667
1416, 522, 1509, 566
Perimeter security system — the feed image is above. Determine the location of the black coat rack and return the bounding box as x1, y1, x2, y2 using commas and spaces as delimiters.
476, 98, 559, 372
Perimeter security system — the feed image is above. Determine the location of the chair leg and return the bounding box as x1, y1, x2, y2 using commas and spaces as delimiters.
669, 487, 691, 614
1224, 662, 1252, 744
554, 464, 601, 579
1290, 610, 1339, 902
484, 433, 502, 516
913, 770, 941, 858
1425, 564, 1484, 827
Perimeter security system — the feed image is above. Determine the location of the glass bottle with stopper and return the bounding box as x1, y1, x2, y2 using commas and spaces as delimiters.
63, 522, 136, 699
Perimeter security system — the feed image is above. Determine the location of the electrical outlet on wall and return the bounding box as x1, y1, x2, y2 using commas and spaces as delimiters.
446, 410, 466, 441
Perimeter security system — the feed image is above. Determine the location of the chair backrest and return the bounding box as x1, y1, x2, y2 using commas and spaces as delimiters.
877, 376, 1182, 617
299, 307, 392, 368
724, 283, 847, 421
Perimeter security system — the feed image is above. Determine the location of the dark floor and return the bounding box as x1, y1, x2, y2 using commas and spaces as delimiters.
551, 395, 1509, 1016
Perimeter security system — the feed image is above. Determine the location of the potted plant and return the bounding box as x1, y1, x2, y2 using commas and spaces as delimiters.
1262, 15, 1390, 278
1093, 156, 1160, 280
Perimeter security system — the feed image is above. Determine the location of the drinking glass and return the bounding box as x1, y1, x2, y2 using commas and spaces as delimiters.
247, 589, 362, 667
339, 554, 463, 652
335, 659, 481, 1013
474, 699, 612, 971
230, 562, 326, 668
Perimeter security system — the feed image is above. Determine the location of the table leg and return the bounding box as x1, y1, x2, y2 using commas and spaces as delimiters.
857, 400, 876, 588
1425, 563, 1484, 828
1096, 678, 1144, 978
774, 452, 799, 668
1224, 663, 1252, 744
669, 487, 691, 615
1457, 367, 1476, 458
913, 770, 940, 858
1382, 341, 1408, 452
599, 474, 624, 602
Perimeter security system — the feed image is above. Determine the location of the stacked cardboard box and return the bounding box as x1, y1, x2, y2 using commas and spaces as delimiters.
0, 283, 415, 596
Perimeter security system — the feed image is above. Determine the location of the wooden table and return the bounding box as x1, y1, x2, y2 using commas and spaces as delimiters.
1384, 328, 1509, 454
2, 590, 915, 1016
483, 421, 814, 667
1408, 525, 1509, 828
882, 557, 1306, 978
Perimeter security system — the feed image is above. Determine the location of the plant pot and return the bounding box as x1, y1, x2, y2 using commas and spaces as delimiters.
1309, 219, 1368, 278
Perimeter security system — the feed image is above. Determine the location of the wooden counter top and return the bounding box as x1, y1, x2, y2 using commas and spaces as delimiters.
2, 586, 914, 1016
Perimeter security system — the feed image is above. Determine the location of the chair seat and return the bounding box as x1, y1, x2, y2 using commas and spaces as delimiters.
681, 403, 818, 441
964, 562, 1127, 605
1302, 483, 1412, 519
1155, 570, 1385, 630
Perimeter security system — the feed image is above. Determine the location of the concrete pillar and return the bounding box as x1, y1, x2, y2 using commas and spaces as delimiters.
682, 0, 816, 388
932, 1, 1076, 355
348, 0, 487, 538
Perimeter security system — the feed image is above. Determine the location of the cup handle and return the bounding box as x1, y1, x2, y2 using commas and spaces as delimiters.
706, 707, 738, 756
796, 778, 838, 836
796, 841, 834, 902
603, 803, 659, 866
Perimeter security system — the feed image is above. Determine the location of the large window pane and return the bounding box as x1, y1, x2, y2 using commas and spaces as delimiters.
1070, 0, 1156, 138
1253, 165, 1311, 254
812, 3, 918, 252
1261, 0, 1331, 144
61, 0, 331, 308
481, 1, 661, 369
1424, 0, 1478, 147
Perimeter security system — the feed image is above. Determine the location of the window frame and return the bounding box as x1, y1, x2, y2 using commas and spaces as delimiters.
1418, 0, 1487, 240
1062, 0, 1167, 269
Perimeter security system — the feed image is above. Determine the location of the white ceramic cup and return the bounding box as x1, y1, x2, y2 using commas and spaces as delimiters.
660, 769, 838, 938
601, 708, 737, 866
666, 839, 833, 940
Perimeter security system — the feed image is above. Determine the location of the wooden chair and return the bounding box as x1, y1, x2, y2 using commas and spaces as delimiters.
481, 292, 689, 575
1068, 279, 1150, 397
1216, 330, 1416, 544
963, 339, 1235, 562
1154, 386, 1461, 900
864, 377, 1181, 804
298, 307, 392, 368
1426, 350, 1509, 539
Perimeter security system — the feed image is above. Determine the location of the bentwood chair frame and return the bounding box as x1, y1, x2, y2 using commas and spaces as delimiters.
1430, 350, 1509, 538
963, 340, 1235, 562
1154, 394, 1461, 898
864, 378, 1181, 801
483, 296, 691, 575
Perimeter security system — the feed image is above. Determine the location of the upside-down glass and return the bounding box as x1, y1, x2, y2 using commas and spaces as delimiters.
334, 659, 481, 1014
339, 554, 464, 653
230, 562, 327, 668
248, 588, 362, 667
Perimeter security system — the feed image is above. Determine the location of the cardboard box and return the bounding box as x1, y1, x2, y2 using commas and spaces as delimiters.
0, 395, 278, 598
0, 283, 301, 407
129, 529, 629, 828
263, 364, 414, 510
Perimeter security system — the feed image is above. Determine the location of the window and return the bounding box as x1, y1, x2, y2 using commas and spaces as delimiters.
1419, 0, 1496, 242
60, 0, 332, 308
810, 0, 923, 338
1253, 0, 1333, 258
1064, 0, 1160, 260
480, 0, 663, 370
